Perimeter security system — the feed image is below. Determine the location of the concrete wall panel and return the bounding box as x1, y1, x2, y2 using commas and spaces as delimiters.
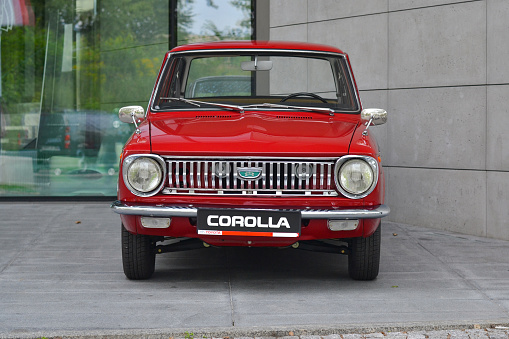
487, 172, 509, 241
389, 0, 474, 11
270, 24, 307, 42
388, 2, 486, 88
308, 0, 388, 21
269, 1, 508, 241
308, 14, 388, 91
387, 86, 486, 170
270, 0, 307, 27
487, 0, 509, 84
487, 85, 509, 171
387, 167, 487, 237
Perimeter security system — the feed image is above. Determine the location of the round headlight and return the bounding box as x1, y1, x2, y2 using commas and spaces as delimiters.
126, 157, 163, 193
335, 157, 378, 198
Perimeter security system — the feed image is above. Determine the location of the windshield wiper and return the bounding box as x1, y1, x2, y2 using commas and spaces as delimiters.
159, 98, 334, 116
160, 97, 244, 113
242, 103, 334, 116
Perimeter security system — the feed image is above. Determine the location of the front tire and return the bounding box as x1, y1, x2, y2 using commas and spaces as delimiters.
121, 223, 156, 280
348, 224, 381, 280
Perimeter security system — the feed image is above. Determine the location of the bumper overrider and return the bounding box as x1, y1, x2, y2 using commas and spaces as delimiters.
111, 200, 390, 219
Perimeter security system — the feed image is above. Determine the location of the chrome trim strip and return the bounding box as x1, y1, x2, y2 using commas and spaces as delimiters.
182, 161, 187, 188
320, 164, 324, 189
175, 161, 180, 189
197, 162, 201, 188
160, 188, 335, 195
301, 205, 390, 219
163, 156, 339, 161
111, 201, 390, 219
204, 161, 209, 189
168, 161, 173, 187
172, 48, 348, 58
150, 49, 361, 114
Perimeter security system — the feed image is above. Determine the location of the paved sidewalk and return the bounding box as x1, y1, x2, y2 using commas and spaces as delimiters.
0, 202, 508, 339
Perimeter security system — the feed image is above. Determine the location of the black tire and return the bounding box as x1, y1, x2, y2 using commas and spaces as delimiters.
121, 223, 156, 280
348, 224, 381, 281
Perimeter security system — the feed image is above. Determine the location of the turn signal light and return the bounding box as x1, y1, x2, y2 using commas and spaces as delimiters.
328, 219, 359, 231
141, 217, 171, 228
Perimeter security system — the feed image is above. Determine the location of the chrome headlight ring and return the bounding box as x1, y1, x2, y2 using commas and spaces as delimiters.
334, 155, 379, 199
122, 154, 166, 197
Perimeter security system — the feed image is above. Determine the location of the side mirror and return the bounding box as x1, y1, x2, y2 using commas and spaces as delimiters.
119, 106, 145, 124
361, 108, 387, 126
119, 106, 145, 134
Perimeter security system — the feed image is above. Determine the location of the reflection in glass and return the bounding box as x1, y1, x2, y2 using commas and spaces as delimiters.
178, 0, 252, 45
0, 0, 252, 197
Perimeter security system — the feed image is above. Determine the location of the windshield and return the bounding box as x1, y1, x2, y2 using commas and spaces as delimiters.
152, 51, 359, 113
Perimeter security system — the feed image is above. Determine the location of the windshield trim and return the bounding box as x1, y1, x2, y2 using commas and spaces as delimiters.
150, 49, 361, 115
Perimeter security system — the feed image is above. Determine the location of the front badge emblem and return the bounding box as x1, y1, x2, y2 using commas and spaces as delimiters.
237, 167, 263, 180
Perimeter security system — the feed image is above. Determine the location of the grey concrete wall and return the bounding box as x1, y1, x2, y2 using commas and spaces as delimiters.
269, 0, 509, 240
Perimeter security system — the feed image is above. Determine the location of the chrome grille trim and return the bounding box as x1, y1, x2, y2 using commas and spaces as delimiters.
163, 157, 338, 196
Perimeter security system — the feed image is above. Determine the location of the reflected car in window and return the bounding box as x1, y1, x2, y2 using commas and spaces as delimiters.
33, 110, 132, 195
187, 75, 251, 97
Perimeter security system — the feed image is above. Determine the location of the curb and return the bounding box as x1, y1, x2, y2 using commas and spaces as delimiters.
2, 320, 509, 339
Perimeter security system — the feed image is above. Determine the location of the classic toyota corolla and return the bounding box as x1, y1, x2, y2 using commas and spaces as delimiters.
112, 41, 389, 280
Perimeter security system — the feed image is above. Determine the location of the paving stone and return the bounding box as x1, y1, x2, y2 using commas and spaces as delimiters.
322, 335, 342, 339
341, 334, 364, 339
486, 328, 509, 339
407, 332, 427, 339
465, 328, 490, 338
425, 329, 451, 338
383, 332, 408, 339
447, 330, 469, 338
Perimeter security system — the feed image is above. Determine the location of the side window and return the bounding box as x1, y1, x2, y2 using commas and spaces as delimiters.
167, 58, 186, 98
334, 58, 358, 109
154, 58, 186, 107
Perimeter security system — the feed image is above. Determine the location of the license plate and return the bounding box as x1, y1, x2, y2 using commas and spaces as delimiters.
197, 209, 301, 238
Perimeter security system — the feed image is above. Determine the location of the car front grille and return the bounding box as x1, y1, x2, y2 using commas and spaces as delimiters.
162, 157, 338, 196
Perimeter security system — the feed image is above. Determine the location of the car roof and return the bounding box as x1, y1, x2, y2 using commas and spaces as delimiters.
169, 40, 345, 55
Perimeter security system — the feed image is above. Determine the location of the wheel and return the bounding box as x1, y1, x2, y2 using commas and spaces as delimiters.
280, 92, 328, 103
121, 223, 156, 280
348, 224, 381, 280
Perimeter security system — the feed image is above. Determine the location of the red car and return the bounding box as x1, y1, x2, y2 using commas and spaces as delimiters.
112, 41, 389, 280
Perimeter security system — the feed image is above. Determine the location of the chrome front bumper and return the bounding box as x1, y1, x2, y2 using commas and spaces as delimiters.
111, 201, 390, 219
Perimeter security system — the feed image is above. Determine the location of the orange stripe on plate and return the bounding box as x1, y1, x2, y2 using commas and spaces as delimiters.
221, 231, 274, 237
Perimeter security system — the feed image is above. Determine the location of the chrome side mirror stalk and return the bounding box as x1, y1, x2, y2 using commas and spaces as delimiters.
361, 109, 387, 136
119, 106, 145, 134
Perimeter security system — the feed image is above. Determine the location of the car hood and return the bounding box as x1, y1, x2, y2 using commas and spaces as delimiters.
149, 112, 359, 156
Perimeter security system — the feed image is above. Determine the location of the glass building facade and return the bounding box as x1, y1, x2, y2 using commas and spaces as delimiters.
0, 0, 253, 197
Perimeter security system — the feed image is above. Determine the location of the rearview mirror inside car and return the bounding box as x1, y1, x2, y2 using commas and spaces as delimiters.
241, 60, 273, 71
